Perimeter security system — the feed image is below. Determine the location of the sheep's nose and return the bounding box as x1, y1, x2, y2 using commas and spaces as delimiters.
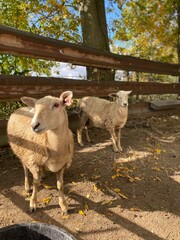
31, 122, 40, 132
123, 103, 127, 107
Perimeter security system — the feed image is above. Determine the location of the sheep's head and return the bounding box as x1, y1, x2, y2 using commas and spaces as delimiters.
21, 91, 73, 133
109, 90, 132, 107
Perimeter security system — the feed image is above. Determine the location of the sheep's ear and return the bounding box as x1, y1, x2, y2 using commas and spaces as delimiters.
108, 93, 117, 98
21, 97, 37, 107
126, 91, 132, 95
59, 91, 73, 106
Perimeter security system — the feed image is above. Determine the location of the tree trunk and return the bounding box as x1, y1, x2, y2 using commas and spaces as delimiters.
80, 0, 114, 81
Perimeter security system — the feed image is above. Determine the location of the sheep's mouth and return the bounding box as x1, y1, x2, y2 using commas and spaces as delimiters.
32, 127, 45, 134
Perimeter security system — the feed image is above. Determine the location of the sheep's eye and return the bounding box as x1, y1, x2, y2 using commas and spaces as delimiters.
53, 103, 59, 108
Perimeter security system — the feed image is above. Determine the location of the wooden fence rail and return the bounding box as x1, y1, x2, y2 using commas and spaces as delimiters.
1, 25, 180, 76
0, 75, 180, 100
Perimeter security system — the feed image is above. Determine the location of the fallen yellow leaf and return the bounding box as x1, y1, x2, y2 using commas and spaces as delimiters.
78, 210, 85, 215
128, 178, 135, 183
93, 184, 98, 191
113, 188, 121, 193
101, 200, 112, 205
42, 196, 52, 205
112, 188, 128, 199
152, 167, 160, 172
134, 177, 142, 181
111, 175, 117, 180
123, 167, 133, 173
92, 175, 101, 179
117, 173, 126, 178
86, 194, 90, 199
128, 176, 142, 182
118, 192, 128, 200
155, 149, 161, 154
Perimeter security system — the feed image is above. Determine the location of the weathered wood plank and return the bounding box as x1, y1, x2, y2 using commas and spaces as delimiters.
0, 75, 179, 100
0, 25, 180, 76
150, 100, 180, 110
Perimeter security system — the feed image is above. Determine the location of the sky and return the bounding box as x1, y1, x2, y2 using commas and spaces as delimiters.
50, 62, 124, 81
51, 62, 87, 80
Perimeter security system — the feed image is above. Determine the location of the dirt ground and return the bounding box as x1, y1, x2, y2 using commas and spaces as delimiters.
0, 114, 180, 240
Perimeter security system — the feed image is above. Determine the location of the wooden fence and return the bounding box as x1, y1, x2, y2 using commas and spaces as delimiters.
1, 25, 180, 76
0, 25, 180, 147
0, 75, 180, 101
0, 25, 180, 100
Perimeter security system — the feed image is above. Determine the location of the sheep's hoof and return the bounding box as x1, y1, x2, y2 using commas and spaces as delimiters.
114, 149, 119, 153
113, 147, 119, 153
62, 209, 69, 216
117, 145, 122, 152
79, 143, 84, 147
30, 207, 37, 213
114, 149, 122, 153
30, 202, 37, 212
118, 148, 123, 152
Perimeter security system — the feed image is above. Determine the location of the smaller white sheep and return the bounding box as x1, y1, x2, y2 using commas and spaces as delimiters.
7, 91, 74, 215
77, 90, 131, 152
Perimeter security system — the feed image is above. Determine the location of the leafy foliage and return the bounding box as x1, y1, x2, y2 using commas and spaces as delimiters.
0, 0, 81, 75
0, 101, 24, 119
0, 0, 179, 75
112, 0, 179, 64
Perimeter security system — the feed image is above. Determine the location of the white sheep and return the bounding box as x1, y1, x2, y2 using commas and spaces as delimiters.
77, 90, 131, 152
7, 91, 74, 215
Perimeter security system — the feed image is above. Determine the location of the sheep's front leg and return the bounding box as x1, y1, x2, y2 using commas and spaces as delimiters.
77, 127, 84, 146
85, 126, 91, 143
23, 164, 31, 195
108, 128, 119, 152
29, 169, 40, 212
39, 166, 46, 182
116, 128, 122, 151
56, 168, 68, 215
77, 111, 89, 146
